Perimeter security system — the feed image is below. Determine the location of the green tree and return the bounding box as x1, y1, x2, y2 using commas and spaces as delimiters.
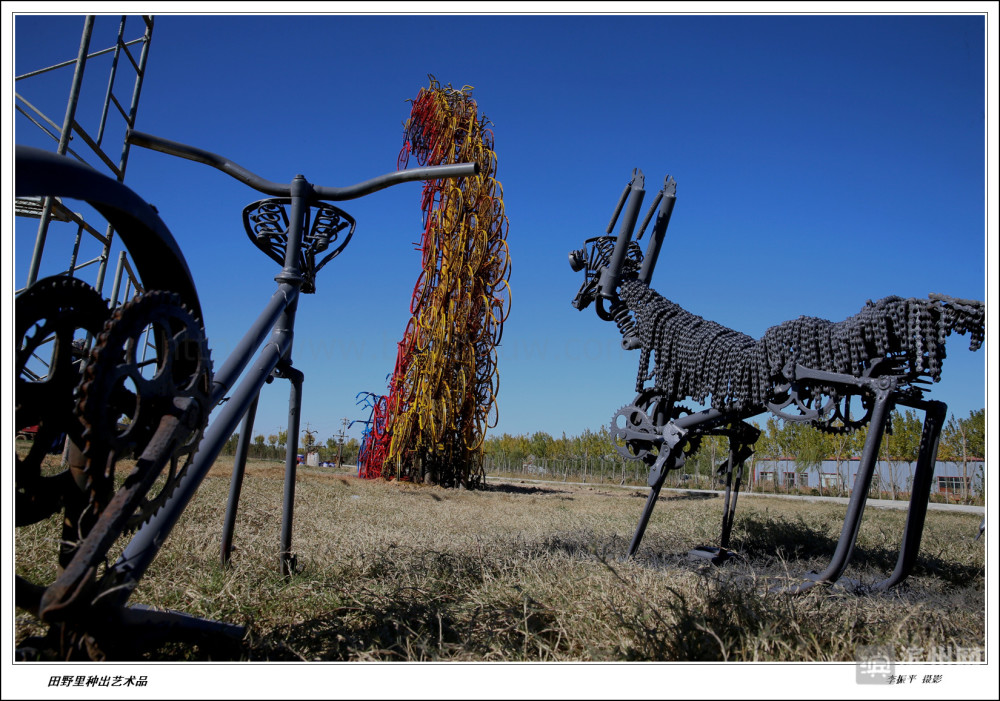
528, 431, 554, 463
848, 423, 871, 493
899, 410, 923, 495
687, 434, 726, 488
942, 409, 985, 503
825, 429, 859, 496
881, 409, 922, 500
787, 423, 828, 494
342, 437, 360, 465
580, 427, 611, 483
965, 408, 985, 457
757, 417, 790, 492
328, 436, 338, 461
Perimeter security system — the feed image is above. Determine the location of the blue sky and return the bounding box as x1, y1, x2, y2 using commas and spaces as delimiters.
12, 11, 993, 449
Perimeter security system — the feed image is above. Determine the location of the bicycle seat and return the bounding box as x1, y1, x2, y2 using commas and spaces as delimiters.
243, 198, 355, 293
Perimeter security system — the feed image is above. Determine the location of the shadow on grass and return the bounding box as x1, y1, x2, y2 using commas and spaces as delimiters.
662, 491, 718, 501
249, 594, 462, 661
734, 512, 983, 585
247, 574, 564, 661
397, 490, 444, 501
136, 522, 982, 662
729, 512, 841, 562
484, 483, 574, 496
619, 507, 984, 591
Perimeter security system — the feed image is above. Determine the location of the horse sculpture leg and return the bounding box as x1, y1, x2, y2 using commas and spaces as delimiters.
774, 381, 896, 593
627, 413, 756, 562
687, 441, 752, 564
628, 481, 665, 557
720, 451, 742, 551
627, 440, 679, 558
873, 399, 947, 590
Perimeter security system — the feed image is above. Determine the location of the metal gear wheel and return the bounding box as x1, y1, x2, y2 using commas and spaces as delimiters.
610, 402, 657, 461
76, 290, 212, 530
15, 276, 110, 526
611, 389, 703, 466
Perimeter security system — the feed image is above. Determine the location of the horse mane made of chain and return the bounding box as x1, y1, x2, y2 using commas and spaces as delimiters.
619, 279, 985, 413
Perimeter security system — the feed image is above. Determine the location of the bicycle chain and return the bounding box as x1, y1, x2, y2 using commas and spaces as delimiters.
618, 279, 986, 414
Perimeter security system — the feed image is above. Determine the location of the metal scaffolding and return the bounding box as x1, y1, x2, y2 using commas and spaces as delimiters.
15, 15, 155, 305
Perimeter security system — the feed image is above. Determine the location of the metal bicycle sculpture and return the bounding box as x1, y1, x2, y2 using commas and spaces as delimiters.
351, 391, 389, 479
14, 136, 476, 659
569, 169, 985, 593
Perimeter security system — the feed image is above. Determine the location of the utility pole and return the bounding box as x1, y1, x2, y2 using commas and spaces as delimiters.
336, 417, 349, 469
302, 422, 316, 465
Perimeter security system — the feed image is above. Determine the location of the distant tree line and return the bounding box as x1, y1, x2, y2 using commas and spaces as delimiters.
483, 409, 984, 501
221, 428, 361, 466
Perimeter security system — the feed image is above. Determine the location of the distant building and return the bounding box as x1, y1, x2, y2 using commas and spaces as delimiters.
751, 458, 984, 495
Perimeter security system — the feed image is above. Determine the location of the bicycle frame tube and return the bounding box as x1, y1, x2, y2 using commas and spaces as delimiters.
108, 288, 299, 598
211, 283, 298, 405
86, 132, 483, 607
106, 176, 315, 601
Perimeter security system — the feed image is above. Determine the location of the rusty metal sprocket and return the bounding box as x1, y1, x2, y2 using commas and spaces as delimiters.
767, 361, 888, 435
15, 276, 110, 526
611, 388, 702, 465
611, 401, 657, 461
810, 392, 875, 435
76, 290, 212, 531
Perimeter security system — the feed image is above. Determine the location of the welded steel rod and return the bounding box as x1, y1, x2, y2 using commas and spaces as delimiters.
26, 17, 95, 287
278, 366, 304, 578
776, 386, 895, 594
211, 283, 297, 405
220, 393, 260, 567
600, 170, 645, 297
874, 400, 947, 590
628, 481, 663, 557
637, 176, 676, 285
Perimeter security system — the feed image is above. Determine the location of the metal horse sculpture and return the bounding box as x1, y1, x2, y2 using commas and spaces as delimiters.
569, 169, 985, 592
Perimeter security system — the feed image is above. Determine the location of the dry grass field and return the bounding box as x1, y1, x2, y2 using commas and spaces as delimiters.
15, 457, 985, 662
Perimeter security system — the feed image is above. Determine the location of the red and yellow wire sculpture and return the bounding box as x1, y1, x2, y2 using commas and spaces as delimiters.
358, 77, 510, 487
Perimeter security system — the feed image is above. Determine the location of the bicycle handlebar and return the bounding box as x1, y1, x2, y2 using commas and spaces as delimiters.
126, 129, 478, 200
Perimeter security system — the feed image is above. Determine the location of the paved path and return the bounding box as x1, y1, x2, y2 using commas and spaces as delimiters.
485, 475, 985, 515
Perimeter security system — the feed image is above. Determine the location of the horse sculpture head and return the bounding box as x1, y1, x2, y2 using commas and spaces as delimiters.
569, 172, 676, 321
568, 235, 643, 313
